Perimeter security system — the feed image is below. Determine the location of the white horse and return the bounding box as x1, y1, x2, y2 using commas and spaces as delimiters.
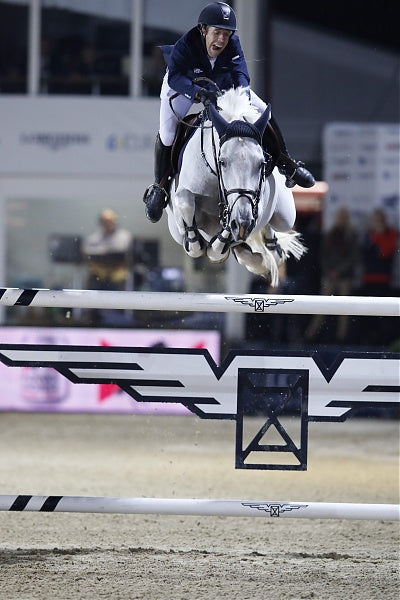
166, 88, 306, 287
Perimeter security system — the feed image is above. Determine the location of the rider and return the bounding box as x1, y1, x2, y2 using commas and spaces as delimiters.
143, 1, 315, 223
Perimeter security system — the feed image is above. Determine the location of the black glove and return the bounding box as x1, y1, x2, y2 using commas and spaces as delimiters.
195, 88, 219, 107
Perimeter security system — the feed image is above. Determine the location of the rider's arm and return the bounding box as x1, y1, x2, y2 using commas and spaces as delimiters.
228, 35, 250, 89
163, 40, 203, 101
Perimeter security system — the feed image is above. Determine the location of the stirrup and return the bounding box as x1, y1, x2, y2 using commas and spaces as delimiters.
278, 161, 299, 188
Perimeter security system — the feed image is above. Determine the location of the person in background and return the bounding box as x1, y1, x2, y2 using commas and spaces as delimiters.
143, 1, 315, 223
305, 206, 359, 343
357, 207, 398, 346
83, 209, 133, 293
360, 208, 398, 297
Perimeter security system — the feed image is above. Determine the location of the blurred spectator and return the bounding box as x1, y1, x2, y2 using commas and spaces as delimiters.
356, 208, 398, 346
305, 207, 359, 343
83, 209, 133, 292
82, 209, 133, 326
360, 208, 398, 296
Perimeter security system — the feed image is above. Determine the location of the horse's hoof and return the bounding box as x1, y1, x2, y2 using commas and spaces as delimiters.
184, 236, 205, 258
185, 244, 205, 259
207, 246, 230, 263
207, 228, 232, 262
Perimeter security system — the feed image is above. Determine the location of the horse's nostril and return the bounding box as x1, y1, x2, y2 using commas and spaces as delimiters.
231, 220, 238, 232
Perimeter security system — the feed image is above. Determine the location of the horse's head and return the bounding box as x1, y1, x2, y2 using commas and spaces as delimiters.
208, 103, 271, 242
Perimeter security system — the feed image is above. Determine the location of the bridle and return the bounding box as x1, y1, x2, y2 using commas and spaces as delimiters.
217, 145, 270, 229
201, 118, 273, 229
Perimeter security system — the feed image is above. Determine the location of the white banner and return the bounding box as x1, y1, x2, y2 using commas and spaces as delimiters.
323, 122, 400, 231
0, 96, 159, 176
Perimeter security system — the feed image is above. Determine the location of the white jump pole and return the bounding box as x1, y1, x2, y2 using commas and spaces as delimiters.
1, 495, 398, 520
0, 288, 399, 317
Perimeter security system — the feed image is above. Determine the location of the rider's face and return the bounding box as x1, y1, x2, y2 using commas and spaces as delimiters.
203, 26, 232, 58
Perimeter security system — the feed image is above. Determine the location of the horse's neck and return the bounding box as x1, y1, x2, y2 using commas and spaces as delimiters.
178, 126, 219, 194
191, 125, 220, 175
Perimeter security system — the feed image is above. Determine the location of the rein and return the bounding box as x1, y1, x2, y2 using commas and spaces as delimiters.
200, 115, 219, 177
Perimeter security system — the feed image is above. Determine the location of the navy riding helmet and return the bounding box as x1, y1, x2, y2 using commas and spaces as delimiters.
198, 2, 237, 31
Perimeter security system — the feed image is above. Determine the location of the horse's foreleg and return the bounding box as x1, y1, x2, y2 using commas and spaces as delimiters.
174, 190, 205, 258
207, 227, 232, 263
182, 218, 205, 258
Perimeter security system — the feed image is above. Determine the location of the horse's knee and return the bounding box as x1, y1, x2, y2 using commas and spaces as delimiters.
175, 195, 195, 222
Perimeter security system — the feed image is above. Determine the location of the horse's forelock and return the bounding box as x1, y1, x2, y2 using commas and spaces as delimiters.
217, 88, 260, 123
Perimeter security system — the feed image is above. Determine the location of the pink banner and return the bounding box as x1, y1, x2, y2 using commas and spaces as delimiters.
0, 327, 220, 415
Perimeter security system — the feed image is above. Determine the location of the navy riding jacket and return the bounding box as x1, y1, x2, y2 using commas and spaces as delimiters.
160, 26, 250, 102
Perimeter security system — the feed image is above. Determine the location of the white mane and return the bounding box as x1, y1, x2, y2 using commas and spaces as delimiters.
216, 87, 261, 123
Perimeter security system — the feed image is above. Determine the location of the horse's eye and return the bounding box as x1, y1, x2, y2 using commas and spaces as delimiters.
219, 158, 226, 168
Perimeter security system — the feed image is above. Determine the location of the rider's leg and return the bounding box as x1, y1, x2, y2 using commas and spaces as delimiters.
143, 75, 192, 223
249, 90, 315, 189
143, 132, 173, 223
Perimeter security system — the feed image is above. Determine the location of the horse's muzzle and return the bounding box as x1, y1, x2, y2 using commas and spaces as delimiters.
230, 216, 255, 242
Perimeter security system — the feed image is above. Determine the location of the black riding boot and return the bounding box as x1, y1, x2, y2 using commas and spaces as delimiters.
143, 133, 172, 223
263, 116, 315, 189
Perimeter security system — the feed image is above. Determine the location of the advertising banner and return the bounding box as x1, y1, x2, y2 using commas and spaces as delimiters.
323, 123, 399, 231
0, 97, 159, 176
0, 327, 220, 415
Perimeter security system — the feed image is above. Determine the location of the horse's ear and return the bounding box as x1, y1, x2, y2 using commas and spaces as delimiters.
254, 103, 271, 138
208, 103, 228, 138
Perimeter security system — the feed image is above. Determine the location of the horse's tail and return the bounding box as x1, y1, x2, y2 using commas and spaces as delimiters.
275, 230, 307, 261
